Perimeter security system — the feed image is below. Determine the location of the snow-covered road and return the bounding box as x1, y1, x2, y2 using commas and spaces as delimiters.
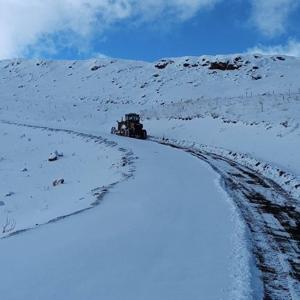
0, 131, 256, 300
155, 139, 300, 299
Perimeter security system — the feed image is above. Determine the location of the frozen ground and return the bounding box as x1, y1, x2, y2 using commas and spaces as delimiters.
0, 122, 131, 238
154, 139, 300, 299
0, 53, 299, 299
144, 116, 300, 200
0, 54, 300, 129
0, 131, 259, 300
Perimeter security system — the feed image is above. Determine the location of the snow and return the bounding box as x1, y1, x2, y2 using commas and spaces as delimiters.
0, 54, 300, 128
0, 122, 128, 238
144, 116, 300, 200
0, 136, 258, 300
0, 53, 299, 299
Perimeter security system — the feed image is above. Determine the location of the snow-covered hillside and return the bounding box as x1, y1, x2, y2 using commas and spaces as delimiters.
0, 54, 299, 299
0, 54, 299, 127
1, 54, 299, 196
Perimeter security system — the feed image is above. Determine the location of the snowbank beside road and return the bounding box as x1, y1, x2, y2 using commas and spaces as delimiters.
145, 117, 300, 200
0, 122, 132, 238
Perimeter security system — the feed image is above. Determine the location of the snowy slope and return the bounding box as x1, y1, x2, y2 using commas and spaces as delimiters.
0, 135, 260, 300
145, 116, 300, 199
0, 53, 299, 299
0, 54, 299, 127
0, 122, 133, 238
1, 54, 298, 196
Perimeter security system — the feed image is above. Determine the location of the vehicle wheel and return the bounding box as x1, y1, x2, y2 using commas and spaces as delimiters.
142, 130, 147, 139
111, 127, 116, 134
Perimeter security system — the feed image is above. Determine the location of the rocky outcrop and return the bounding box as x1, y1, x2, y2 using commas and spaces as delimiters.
155, 60, 175, 69
209, 60, 241, 71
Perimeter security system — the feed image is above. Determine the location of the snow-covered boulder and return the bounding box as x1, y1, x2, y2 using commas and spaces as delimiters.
52, 178, 65, 186
54, 150, 64, 157
48, 150, 64, 162
5, 192, 15, 197
48, 153, 58, 162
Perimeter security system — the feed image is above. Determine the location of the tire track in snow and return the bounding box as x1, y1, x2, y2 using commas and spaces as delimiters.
151, 138, 300, 300
2, 120, 299, 298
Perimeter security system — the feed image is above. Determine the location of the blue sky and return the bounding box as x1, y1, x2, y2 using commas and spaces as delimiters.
1, 0, 300, 61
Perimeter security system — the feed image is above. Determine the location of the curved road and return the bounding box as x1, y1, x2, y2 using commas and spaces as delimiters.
156, 139, 300, 300
0, 128, 255, 300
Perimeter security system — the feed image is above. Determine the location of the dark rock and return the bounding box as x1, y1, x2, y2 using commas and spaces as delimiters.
277, 56, 285, 61
91, 65, 103, 71
154, 60, 174, 69
155, 62, 168, 69
5, 192, 15, 197
252, 75, 262, 80
53, 178, 65, 187
209, 61, 241, 71
48, 153, 58, 162
182, 62, 199, 68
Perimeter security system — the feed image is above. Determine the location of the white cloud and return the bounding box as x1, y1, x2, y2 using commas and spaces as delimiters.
250, 0, 299, 37
0, 0, 220, 59
92, 52, 109, 59
247, 40, 300, 57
